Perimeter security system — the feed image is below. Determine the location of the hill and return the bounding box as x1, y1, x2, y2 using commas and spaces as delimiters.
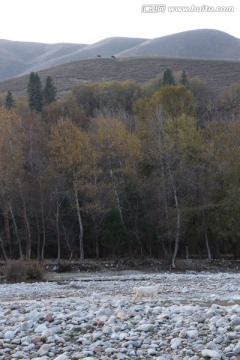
116, 29, 240, 60
1, 29, 240, 83
0, 37, 147, 82
0, 39, 87, 81
53, 37, 148, 62
0, 57, 240, 98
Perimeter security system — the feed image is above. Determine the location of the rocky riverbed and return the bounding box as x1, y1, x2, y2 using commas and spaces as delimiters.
0, 270, 240, 359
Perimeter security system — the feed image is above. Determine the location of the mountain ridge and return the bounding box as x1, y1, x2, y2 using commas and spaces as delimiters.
1, 29, 240, 82
0, 37, 147, 81
116, 29, 240, 60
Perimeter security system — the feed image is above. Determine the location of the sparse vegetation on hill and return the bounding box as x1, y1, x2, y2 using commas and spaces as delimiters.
1, 57, 240, 99
116, 29, 240, 59
0, 39, 87, 81
0, 29, 240, 83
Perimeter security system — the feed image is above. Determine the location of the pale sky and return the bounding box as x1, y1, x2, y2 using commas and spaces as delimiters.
1, 0, 239, 44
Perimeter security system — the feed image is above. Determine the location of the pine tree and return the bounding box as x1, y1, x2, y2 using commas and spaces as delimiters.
27, 72, 43, 113
43, 76, 57, 105
4, 91, 15, 109
180, 70, 188, 86
162, 69, 175, 86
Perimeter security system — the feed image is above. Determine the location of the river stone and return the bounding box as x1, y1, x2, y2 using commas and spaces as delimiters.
231, 317, 240, 326
206, 341, 219, 351
225, 352, 237, 357
233, 343, 240, 354
119, 332, 128, 340
148, 348, 157, 355
202, 349, 221, 358
116, 354, 129, 359
171, 338, 181, 349
105, 347, 117, 354
41, 329, 53, 339
38, 344, 51, 356
35, 324, 47, 333
226, 331, 237, 339
137, 324, 154, 332
4, 331, 15, 340
44, 313, 54, 323
186, 329, 199, 338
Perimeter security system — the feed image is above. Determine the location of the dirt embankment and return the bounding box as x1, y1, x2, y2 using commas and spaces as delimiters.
0, 258, 239, 281
43, 258, 240, 273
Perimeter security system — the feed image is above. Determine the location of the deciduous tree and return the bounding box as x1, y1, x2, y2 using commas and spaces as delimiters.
0, 109, 24, 259
49, 117, 95, 261
188, 76, 216, 125
218, 84, 240, 121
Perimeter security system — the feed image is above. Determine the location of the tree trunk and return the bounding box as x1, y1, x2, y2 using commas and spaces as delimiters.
106, 149, 125, 227
202, 208, 212, 260
160, 162, 172, 261
55, 190, 68, 261
36, 215, 41, 261
168, 166, 181, 269
73, 179, 84, 261
134, 228, 143, 257
56, 194, 61, 261
63, 224, 73, 261
0, 236, 8, 261
18, 182, 32, 260
95, 233, 100, 259
9, 203, 23, 260
160, 237, 169, 259
40, 183, 46, 261
3, 205, 12, 258
23, 200, 32, 260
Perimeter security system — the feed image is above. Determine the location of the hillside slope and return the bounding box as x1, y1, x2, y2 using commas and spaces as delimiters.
53, 37, 148, 62
116, 29, 240, 60
0, 39, 87, 81
0, 37, 147, 81
1, 57, 240, 98
1, 29, 240, 82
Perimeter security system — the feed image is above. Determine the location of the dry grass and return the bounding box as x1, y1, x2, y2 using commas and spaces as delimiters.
0, 57, 240, 99
4, 260, 45, 283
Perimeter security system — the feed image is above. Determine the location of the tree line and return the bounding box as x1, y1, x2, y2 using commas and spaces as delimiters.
0, 69, 240, 265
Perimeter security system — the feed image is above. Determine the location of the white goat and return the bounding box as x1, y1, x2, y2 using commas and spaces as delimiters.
133, 284, 160, 301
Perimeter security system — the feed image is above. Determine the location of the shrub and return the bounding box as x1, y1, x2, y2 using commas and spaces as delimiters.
57, 261, 72, 273
5, 260, 27, 282
26, 261, 45, 280
4, 260, 45, 283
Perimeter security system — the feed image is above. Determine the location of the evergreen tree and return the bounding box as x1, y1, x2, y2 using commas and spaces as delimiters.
4, 91, 15, 109
162, 69, 175, 86
27, 72, 43, 113
180, 70, 188, 86
43, 76, 57, 105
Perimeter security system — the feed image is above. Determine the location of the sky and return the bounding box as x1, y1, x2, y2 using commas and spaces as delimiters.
1, 0, 239, 44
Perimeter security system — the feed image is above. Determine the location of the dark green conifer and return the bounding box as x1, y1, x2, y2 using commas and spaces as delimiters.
27, 72, 43, 113
162, 69, 175, 86
43, 76, 57, 105
180, 70, 188, 86
4, 91, 15, 109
